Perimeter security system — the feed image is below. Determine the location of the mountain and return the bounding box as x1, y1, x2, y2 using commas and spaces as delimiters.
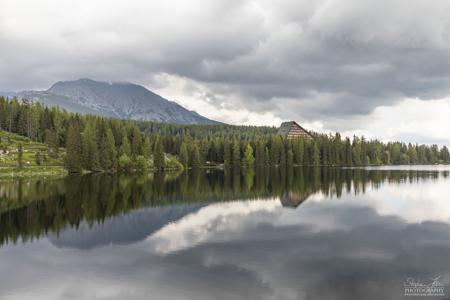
15, 78, 218, 124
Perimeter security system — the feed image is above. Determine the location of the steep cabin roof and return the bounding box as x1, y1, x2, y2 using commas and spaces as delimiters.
280, 191, 312, 208
277, 121, 314, 140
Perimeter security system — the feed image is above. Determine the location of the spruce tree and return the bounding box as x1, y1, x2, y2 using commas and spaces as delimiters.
105, 127, 117, 171
242, 144, 255, 168
154, 139, 165, 170
142, 137, 152, 158
223, 140, 231, 168
232, 140, 241, 168
179, 142, 189, 169
189, 143, 201, 168
255, 140, 265, 166
287, 149, 294, 167
81, 121, 100, 171
65, 123, 82, 173
313, 142, 321, 166
120, 135, 131, 157
280, 142, 286, 167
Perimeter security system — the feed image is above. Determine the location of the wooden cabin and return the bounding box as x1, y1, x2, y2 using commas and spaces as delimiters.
278, 121, 314, 140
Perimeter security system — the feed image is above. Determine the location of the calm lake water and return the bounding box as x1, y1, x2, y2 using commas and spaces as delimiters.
1, 166, 450, 300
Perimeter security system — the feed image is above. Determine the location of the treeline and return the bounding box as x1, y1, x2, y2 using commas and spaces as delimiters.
1, 97, 449, 172
147, 132, 450, 168
0, 97, 166, 173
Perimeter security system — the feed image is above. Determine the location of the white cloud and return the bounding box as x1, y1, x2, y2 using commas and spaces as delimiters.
339, 98, 450, 145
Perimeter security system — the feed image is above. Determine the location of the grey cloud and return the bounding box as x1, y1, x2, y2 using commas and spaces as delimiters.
2, 0, 450, 121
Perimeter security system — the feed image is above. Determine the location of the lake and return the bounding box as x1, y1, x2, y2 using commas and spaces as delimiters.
1, 166, 450, 300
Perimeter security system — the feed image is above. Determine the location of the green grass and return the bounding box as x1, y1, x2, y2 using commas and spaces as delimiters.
0, 131, 66, 178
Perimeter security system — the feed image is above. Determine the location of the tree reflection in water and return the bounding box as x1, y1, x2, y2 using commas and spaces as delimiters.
0, 167, 447, 247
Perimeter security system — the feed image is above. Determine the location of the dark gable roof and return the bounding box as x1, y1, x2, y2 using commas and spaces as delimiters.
277, 121, 314, 138
277, 121, 294, 137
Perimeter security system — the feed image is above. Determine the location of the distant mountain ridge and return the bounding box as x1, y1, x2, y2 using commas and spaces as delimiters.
4, 78, 218, 124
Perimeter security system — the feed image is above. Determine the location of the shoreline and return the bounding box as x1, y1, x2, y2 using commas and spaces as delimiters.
0, 166, 68, 179
1, 164, 450, 179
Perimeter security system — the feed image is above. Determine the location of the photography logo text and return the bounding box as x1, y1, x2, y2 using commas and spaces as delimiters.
404, 275, 447, 297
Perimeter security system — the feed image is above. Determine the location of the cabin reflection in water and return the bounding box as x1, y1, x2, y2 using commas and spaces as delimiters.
280, 191, 311, 208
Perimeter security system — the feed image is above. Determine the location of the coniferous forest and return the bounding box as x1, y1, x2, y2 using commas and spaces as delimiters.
0, 96, 449, 174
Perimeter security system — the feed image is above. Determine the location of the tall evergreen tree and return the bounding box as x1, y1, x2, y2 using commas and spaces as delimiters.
232, 140, 241, 168
65, 123, 82, 173
287, 149, 294, 167
223, 140, 231, 168
100, 127, 117, 171
312, 142, 320, 166
82, 120, 100, 171
179, 142, 189, 169
280, 142, 287, 167
120, 135, 131, 157
142, 137, 152, 158
153, 139, 165, 170
242, 144, 255, 168
189, 143, 201, 168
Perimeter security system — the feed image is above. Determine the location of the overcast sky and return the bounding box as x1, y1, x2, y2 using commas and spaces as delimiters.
1, 0, 450, 145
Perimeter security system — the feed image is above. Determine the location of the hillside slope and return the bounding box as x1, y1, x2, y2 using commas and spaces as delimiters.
0, 131, 66, 177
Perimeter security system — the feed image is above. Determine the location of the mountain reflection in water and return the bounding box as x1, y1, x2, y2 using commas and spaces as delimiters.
0, 167, 450, 300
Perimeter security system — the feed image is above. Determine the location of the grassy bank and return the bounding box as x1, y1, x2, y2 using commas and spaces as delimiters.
0, 131, 66, 178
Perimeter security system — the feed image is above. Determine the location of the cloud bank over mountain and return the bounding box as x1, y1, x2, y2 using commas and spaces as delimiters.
1, 0, 450, 143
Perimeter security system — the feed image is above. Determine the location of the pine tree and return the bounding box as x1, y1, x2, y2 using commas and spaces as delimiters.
223, 140, 231, 168
242, 144, 255, 168
270, 136, 282, 165
280, 143, 286, 167
255, 140, 265, 166
142, 137, 152, 158
81, 120, 100, 171
352, 137, 362, 166
189, 143, 201, 168
120, 135, 131, 157
407, 143, 418, 164
65, 123, 82, 173
232, 140, 241, 168
313, 142, 320, 166
440, 146, 450, 163
287, 149, 294, 167
345, 138, 352, 166
179, 142, 189, 169
154, 139, 165, 170
102, 127, 117, 171
296, 137, 305, 165
131, 127, 142, 157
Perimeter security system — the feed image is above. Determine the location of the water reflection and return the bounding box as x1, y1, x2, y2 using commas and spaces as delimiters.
0, 167, 449, 247
0, 167, 450, 300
